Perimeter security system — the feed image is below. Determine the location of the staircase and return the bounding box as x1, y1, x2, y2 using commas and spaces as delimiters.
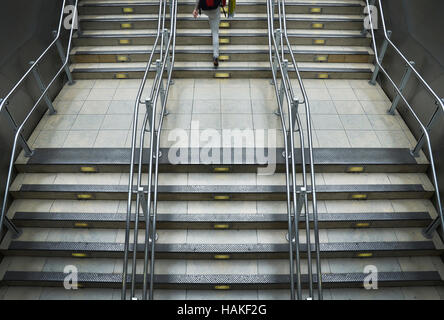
1, 0, 444, 300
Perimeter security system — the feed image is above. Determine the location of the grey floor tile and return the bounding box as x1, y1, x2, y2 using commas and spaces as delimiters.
43, 115, 77, 131
63, 130, 98, 148
87, 88, 117, 101
94, 130, 128, 147
346, 130, 381, 147
222, 113, 253, 130
312, 115, 343, 130
79, 100, 111, 114
316, 130, 350, 148
33, 130, 69, 148
328, 88, 357, 101
101, 114, 133, 130
339, 115, 372, 130
191, 114, 220, 130
71, 115, 105, 130
193, 99, 220, 114
107, 100, 135, 114
333, 100, 364, 115
309, 100, 337, 114
221, 99, 252, 114
367, 115, 402, 131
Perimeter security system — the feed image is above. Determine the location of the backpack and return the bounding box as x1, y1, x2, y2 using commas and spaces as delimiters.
199, 0, 227, 15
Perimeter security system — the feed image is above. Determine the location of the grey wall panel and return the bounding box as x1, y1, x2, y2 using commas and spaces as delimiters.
0, 0, 68, 202
377, 0, 444, 203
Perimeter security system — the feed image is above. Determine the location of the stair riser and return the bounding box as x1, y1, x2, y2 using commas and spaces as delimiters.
71, 52, 373, 63
3, 277, 441, 290
73, 35, 371, 47
3, 249, 439, 259
80, 20, 363, 31
15, 163, 427, 174
79, 5, 364, 15
11, 190, 432, 201
72, 69, 372, 80
11, 220, 431, 229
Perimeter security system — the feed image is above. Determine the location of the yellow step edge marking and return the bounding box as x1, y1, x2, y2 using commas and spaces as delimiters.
214, 167, 230, 173
351, 194, 368, 200
117, 55, 130, 62
315, 55, 328, 62
313, 39, 325, 45
77, 194, 93, 200
218, 55, 230, 61
347, 166, 365, 173
219, 38, 230, 44
357, 253, 373, 258
115, 73, 129, 79
310, 7, 322, 13
214, 73, 230, 79
214, 254, 231, 260
214, 285, 230, 290
80, 166, 98, 173
72, 253, 87, 258
123, 7, 134, 13
214, 224, 230, 229
74, 223, 89, 228
355, 222, 370, 228
119, 39, 131, 45
214, 195, 230, 200
317, 73, 329, 79
120, 23, 133, 29
312, 23, 324, 29
220, 22, 230, 28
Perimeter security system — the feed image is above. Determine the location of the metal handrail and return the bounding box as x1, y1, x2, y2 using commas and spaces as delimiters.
267, 0, 322, 300
122, 0, 177, 300
365, 0, 444, 238
0, 0, 78, 238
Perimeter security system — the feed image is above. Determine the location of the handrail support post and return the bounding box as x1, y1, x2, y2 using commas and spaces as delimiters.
1, 99, 34, 157
411, 99, 443, 157
52, 31, 75, 85
29, 61, 57, 115
388, 61, 415, 115
369, 30, 392, 85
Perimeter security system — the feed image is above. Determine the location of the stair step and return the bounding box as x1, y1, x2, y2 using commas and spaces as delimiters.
15, 148, 427, 173
79, 13, 364, 30
3, 271, 442, 289
11, 211, 432, 229
4, 241, 441, 259
71, 61, 373, 79
79, 0, 365, 15
73, 29, 371, 46
71, 45, 374, 63
11, 184, 433, 201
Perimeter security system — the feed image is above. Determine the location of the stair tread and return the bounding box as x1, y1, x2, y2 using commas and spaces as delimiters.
71, 44, 374, 54
3, 271, 442, 288
80, 13, 364, 20
15, 147, 424, 166
78, 28, 370, 36
80, 0, 364, 6
70, 61, 374, 71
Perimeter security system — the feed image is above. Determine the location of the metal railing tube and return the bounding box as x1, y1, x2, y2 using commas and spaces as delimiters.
147, 0, 178, 300
267, 0, 302, 299
122, 0, 165, 300
364, 0, 444, 238
0, 0, 79, 242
